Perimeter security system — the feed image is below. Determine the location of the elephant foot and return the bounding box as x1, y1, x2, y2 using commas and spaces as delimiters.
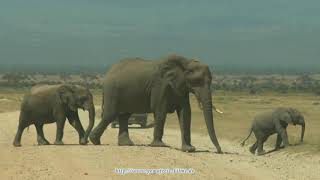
80, 138, 89, 145
118, 133, 134, 146
249, 147, 256, 154
13, 141, 21, 147
181, 144, 196, 152
54, 140, 64, 145
216, 147, 223, 154
118, 139, 134, 146
274, 146, 284, 151
150, 140, 168, 147
257, 150, 266, 156
89, 134, 101, 145
37, 139, 50, 146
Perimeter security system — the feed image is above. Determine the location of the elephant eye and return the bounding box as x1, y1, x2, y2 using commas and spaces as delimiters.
79, 96, 88, 102
189, 79, 203, 87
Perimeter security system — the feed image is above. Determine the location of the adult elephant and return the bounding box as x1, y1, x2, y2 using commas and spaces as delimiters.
90, 54, 222, 153
13, 84, 95, 147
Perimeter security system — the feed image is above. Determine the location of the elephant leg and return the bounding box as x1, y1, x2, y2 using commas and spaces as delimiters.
249, 141, 258, 154
35, 123, 50, 145
90, 111, 116, 145
275, 134, 283, 150
150, 112, 167, 147
118, 113, 134, 146
177, 106, 195, 152
13, 123, 28, 147
13, 110, 31, 147
54, 116, 66, 145
67, 112, 87, 145
257, 136, 268, 156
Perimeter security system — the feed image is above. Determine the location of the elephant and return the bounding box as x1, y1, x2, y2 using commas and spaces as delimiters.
89, 54, 222, 153
13, 84, 95, 147
197, 101, 224, 114
240, 107, 305, 155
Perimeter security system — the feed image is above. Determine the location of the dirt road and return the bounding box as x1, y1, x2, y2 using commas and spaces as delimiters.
0, 111, 319, 180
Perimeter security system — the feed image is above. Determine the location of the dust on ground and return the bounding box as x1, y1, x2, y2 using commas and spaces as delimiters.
0, 110, 319, 180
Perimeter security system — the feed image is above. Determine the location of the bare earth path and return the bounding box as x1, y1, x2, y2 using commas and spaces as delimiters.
0, 111, 319, 180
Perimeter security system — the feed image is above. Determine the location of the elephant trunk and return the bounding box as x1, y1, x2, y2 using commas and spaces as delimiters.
196, 99, 223, 114
84, 103, 95, 142
197, 87, 222, 153
300, 121, 305, 143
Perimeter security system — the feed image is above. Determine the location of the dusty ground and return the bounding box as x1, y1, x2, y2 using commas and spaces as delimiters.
1, 109, 320, 180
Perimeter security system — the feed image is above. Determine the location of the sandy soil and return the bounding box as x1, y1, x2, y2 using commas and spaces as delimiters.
0, 110, 320, 180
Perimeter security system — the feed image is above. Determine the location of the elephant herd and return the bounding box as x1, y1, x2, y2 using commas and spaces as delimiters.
12, 55, 306, 156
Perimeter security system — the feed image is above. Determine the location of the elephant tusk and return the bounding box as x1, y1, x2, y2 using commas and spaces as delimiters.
215, 108, 224, 114
196, 98, 223, 114
198, 102, 223, 114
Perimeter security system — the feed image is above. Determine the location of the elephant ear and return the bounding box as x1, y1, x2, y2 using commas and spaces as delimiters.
160, 55, 188, 96
57, 85, 77, 112
279, 108, 295, 125
286, 108, 300, 125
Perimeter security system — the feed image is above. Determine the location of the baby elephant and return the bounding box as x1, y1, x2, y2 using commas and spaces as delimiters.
241, 108, 305, 155
13, 84, 95, 147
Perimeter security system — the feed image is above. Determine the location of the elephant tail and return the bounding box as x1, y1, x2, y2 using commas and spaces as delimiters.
240, 128, 253, 146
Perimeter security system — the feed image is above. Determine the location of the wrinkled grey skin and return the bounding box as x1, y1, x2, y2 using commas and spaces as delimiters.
241, 107, 305, 155
197, 101, 224, 114
13, 84, 95, 147
90, 55, 222, 153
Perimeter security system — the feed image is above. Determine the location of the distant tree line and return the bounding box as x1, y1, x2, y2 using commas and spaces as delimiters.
1, 63, 320, 75
212, 74, 320, 95
1, 72, 320, 95
210, 65, 320, 75
0, 72, 102, 89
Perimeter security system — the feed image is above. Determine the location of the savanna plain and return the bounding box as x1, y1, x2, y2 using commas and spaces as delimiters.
0, 75, 320, 180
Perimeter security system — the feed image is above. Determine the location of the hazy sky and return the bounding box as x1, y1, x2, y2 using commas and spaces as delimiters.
0, 0, 319, 69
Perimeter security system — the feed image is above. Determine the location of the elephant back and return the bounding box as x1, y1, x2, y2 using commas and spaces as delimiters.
104, 58, 156, 85
30, 84, 61, 95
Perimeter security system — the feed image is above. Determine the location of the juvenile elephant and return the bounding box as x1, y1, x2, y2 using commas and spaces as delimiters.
90, 54, 222, 153
13, 84, 95, 147
241, 107, 305, 155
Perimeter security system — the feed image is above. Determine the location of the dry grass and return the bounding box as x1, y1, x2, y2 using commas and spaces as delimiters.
0, 88, 25, 113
